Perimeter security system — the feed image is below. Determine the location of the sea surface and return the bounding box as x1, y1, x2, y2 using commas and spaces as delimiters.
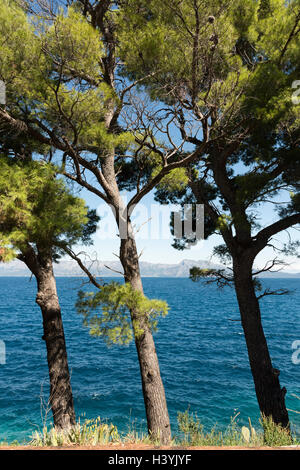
0, 277, 299, 443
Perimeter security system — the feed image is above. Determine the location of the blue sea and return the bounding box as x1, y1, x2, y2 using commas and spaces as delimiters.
0, 277, 299, 443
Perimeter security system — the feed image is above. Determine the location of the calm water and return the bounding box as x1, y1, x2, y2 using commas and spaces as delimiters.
0, 277, 299, 442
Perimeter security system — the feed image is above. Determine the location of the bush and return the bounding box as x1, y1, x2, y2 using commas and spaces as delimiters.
30, 417, 119, 447
260, 415, 293, 447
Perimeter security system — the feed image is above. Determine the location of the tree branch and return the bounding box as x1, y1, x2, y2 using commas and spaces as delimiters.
62, 246, 102, 289
254, 213, 300, 251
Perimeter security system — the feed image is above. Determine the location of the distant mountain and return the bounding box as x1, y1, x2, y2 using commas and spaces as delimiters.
0, 258, 299, 278
254, 270, 300, 279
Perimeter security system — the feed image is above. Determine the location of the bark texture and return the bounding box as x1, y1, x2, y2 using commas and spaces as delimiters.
22, 247, 75, 429
100, 150, 171, 443
233, 258, 289, 428
119, 225, 171, 444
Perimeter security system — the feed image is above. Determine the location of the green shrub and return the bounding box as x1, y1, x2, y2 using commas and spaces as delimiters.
30, 417, 119, 447
177, 409, 248, 446
260, 415, 293, 447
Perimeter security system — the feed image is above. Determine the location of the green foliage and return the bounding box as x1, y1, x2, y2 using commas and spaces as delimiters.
5, 412, 300, 448
115, 149, 163, 192
43, 7, 104, 83
153, 167, 189, 192
119, 0, 300, 128
177, 410, 299, 447
258, 0, 273, 20
189, 266, 230, 285
0, 234, 15, 262
2, 0, 298, 222
81, 209, 100, 246
177, 409, 252, 446
31, 417, 119, 447
177, 409, 204, 444
0, 1, 126, 151
119, 0, 238, 91
213, 244, 232, 264
0, 0, 298, 265
260, 415, 293, 446
216, 214, 232, 231
0, 157, 91, 261
128, 0, 300, 258
190, 267, 217, 281
0, 439, 20, 447
189, 266, 235, 290
279, 193, 300, 218
0, 0, 37, 80
76, 282, 169, 346
231, 0, 257, 37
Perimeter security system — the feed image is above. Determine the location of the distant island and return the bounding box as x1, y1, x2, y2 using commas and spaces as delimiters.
1, 258, 299, 278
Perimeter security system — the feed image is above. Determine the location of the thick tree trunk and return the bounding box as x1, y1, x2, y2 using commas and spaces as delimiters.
233, 258, 289, 428
119, 228, 171, 444
34, 254, 76, 430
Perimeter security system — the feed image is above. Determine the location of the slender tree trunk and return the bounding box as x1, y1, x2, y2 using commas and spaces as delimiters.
101, 152, 171, 443
119, 224, 171, 444
233, 257, 289, 428
22, 248, 76, 429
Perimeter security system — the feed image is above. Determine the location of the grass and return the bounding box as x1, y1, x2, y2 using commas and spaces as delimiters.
261, 415, 294, 447
1, 411, 299, 448
176, 409, 249, 447
176, 409, 299, 447
30, 417, 119, 447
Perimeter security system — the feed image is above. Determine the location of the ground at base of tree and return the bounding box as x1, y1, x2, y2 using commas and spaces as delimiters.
0, 444, 299, 451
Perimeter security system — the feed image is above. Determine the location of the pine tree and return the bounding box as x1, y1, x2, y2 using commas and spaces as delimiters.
118, 0, 300, 428
0, 154, 98, 429
0, 0, 175, 442
1, 0, 299, 433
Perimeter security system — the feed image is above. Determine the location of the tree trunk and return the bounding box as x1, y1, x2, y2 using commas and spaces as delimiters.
119, 227, 171, 444
34, 253, 76, 430
233, 258, 289, 428
101, 148, 172, 443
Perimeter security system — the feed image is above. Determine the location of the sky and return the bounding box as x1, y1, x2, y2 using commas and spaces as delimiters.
49, 85, 300, 273
66, 94, 300, 273
73, 184, 300, 273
